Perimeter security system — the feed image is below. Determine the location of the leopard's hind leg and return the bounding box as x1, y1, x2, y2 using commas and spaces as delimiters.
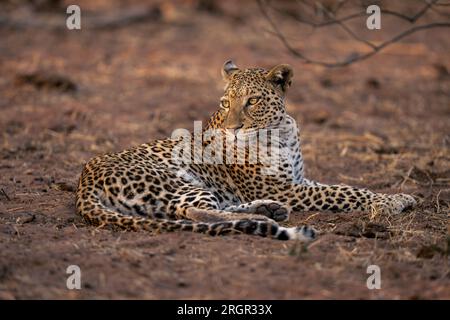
170, 191, 314, 241
77, 189, 313, 240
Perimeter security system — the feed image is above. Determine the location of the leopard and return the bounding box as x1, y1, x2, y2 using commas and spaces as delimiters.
76, 60, 416, 241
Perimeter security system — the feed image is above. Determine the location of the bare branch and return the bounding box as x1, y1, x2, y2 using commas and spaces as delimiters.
319, 3, 377, 50
257, 0, 450, 68
269, 0, 439, 28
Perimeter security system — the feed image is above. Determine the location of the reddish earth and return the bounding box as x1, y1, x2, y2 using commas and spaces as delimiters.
0, 1, 449, 299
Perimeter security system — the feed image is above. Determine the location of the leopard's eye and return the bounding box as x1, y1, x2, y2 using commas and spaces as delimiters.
248, 97, 260, 105
220, 99, 230, 109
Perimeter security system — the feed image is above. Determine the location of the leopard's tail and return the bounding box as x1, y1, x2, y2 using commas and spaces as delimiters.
75, 195, 314, 241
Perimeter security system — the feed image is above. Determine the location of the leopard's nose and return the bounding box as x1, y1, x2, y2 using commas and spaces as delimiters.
223, 115, 243, 130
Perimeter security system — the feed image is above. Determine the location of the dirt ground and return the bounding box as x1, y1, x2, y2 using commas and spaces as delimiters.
0, 0, 449, 299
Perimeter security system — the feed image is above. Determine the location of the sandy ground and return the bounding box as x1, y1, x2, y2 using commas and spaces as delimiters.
0, 0, 449, 299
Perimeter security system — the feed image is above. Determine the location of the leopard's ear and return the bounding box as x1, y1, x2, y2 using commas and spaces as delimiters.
265, 64, 293, 93
222, 60, 239, 81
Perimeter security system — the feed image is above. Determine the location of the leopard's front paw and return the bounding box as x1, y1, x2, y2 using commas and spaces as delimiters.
373, 193, 416, 214
254, 201, 290, 222
228, 200, 290, 221
392, 193, 416, 210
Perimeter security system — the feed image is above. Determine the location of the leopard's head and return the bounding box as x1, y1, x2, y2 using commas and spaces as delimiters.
219, 60, 293, 130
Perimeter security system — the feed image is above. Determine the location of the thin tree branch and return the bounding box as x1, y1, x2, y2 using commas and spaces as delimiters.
269, 0, 439, 28
257, 0, 450, 68
320, 3, 377, 50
